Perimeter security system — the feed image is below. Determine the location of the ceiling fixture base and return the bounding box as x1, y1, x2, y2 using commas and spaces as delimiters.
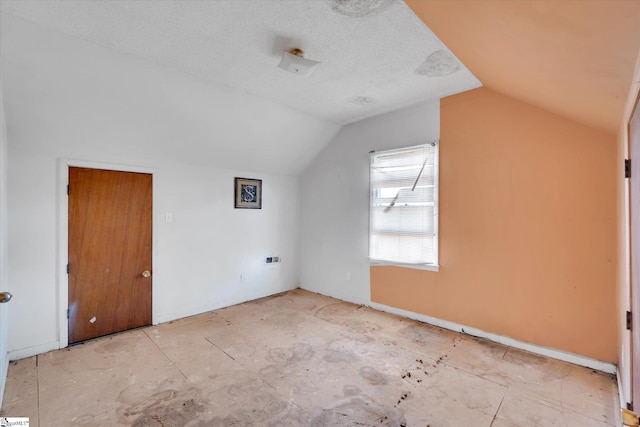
277, 49, 320, 77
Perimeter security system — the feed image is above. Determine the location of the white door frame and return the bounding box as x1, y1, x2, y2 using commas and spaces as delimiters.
56, 159, 158, 348
0, 99, 9, 409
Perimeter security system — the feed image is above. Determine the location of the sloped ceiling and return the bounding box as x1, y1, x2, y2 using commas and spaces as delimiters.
406, 0, 640, 133
0, 0, 481, 126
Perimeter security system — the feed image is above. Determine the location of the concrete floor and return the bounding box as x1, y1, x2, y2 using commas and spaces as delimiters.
1, 289, 620, 426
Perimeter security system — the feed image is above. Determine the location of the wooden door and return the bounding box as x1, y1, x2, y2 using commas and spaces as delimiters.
631, 93, 640, 409
68, 167, 152, 344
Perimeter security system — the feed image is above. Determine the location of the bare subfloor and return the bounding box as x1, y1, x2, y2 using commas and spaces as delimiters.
1, 289, 619, 426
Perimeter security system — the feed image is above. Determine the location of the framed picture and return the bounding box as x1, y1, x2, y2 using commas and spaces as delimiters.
234, 177, 262, 209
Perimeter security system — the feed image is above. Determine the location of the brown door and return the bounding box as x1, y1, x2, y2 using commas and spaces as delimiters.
68, 167, 152, 344
631, 93, 640, 409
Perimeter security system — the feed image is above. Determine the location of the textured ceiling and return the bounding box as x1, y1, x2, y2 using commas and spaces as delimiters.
0, 0, 481, 125
406, 0, 640, 133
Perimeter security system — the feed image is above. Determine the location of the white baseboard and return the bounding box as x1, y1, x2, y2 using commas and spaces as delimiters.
155, 286, 298, 325
617, 367, 627, 418
302, 288, 616, 375
0, 354, 8, 409
8, 341, 60, 361
369, 301, 616, 374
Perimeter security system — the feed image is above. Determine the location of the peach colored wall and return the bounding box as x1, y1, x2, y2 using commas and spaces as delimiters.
371, 87, 617, 363
405, 0, 640, 134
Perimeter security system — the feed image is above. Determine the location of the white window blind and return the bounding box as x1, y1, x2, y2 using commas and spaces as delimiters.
369, 142, 438, 267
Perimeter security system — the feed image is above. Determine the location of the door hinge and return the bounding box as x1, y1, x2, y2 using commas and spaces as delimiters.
626, 159, 631, 178
66, 308, 69, 319
627, 311, 633, 330
629, 401, 635, 411
67, 184, 70, 195
67, 263, 70, 274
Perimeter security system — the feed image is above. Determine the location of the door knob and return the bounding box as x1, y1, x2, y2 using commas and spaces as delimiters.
0, 292, 12, 303
141, 270, 151, 278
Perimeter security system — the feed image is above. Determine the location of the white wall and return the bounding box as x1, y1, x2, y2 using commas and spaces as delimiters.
298, 100, 440, 304
1, 14, 339, 357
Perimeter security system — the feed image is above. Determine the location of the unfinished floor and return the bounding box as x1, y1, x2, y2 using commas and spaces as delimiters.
1, 289, 619, 426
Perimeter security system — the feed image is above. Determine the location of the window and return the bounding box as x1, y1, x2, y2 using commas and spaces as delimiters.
369, 142, 439, 270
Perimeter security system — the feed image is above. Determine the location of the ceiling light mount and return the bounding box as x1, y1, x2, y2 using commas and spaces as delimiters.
288, 48, 304, 57
277, 48, 320, 77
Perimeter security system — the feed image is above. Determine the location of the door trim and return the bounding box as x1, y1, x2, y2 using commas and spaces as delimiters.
629, 89, 640, 410
57, 159, 158, 348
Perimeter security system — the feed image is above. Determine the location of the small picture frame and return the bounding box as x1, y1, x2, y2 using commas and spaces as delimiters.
234, 177, 262, 209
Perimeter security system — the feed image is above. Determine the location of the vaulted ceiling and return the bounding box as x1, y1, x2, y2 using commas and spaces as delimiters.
406, 0, 640, 133
2, 0, 638, 134
0, 0, 480, 126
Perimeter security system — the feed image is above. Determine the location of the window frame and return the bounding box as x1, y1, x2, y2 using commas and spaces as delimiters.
368, 142, 439, 272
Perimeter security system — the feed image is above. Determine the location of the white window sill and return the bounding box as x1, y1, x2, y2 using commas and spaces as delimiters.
369, 260, 439, 272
